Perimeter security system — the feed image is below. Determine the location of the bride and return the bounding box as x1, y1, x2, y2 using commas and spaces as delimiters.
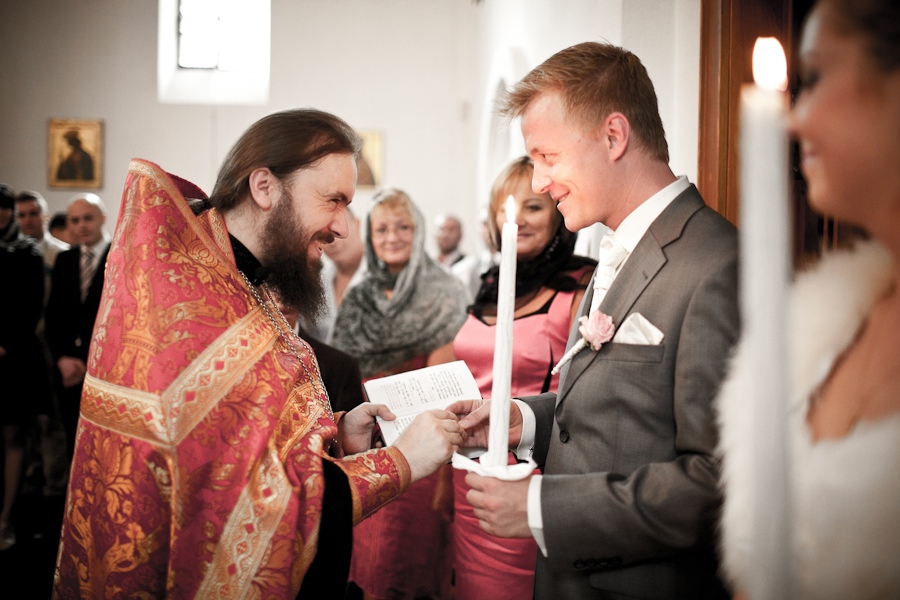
716, 0, 900, 597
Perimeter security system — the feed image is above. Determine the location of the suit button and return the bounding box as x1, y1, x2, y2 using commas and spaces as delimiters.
574, 559, 585, 569
586, 559, 597, 568
559, 429, 570, 443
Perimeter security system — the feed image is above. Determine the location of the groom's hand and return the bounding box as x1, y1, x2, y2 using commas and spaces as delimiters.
465, 472, 532, 538
445, 399, 525, 449
445, 399, 490, 447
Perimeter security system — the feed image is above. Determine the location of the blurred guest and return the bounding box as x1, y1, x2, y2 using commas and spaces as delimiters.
435, 213, 465, 267
44, 193, 110, 460
299, 327, 366, 414
15, 191, 70, 497
334, 190, 468, 380
717, 0, 900, 597
452, 208, 499, 302
450, 157, 595, 599
48, 212, 71, 245
301, 209, 366, 343
15, 191, 70, 268
333, 188, 468, 600
0, 183, 48, 550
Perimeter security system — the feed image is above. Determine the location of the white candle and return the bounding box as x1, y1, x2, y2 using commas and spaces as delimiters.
740, 37, 792, 599
483, 195, 517, 468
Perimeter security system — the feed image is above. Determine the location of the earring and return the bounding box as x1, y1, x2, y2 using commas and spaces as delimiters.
545, 233, 560, 260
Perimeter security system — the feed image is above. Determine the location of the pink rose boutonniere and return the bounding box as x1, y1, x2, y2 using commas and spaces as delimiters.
550, 311, 615, 375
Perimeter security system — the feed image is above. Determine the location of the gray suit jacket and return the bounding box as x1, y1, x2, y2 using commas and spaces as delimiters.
524, 186, 739, 599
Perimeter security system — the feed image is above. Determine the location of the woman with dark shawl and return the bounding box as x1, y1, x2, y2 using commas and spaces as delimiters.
449, 156, 595, 599
333, 187, 468, 599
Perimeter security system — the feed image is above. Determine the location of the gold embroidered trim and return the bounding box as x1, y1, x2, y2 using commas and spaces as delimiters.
195, 447, 293, 598
81, 308, 278, 447
276, 382, 329, 463
80, 375, 164, 443
161, 307, 277, 446
206, 208, 232, 257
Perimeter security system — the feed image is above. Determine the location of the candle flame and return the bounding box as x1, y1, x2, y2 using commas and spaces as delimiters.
506, 195, 516, 224
752, 37, 788, 92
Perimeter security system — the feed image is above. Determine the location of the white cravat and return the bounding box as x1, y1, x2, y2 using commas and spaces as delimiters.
588, 232, 628, 315
80, 245, 96, 302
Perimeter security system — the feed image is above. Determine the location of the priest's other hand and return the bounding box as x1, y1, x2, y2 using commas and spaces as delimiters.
340, 402, 396, 455
395, 410, 463, 483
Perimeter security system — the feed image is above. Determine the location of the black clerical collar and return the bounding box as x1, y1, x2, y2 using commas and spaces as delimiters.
229, 234, 271, 286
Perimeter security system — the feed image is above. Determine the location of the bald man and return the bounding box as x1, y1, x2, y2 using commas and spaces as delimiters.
435, 213, 465, 267
44, 193, 110, 459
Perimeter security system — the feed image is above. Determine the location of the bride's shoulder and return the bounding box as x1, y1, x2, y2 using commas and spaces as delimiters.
793, 240, 890, 299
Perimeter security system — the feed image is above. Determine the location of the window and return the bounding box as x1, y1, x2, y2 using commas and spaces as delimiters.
158, 0, 270, 104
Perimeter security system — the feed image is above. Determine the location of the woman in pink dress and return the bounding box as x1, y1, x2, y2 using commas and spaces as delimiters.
333, 188, 469, 600
451, 156, 596, 599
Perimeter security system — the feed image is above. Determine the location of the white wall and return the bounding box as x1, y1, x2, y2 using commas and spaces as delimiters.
467, 0, 701, 255
0, 0, 479, 254
622, 0, 701, 182
0, 0, 701, 257
466, 0, 622, 255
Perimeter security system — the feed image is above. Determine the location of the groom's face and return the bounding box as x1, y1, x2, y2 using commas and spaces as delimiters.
522, 91, 614, 232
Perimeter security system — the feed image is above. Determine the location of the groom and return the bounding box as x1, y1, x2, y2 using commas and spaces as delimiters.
452, 42, 739, 598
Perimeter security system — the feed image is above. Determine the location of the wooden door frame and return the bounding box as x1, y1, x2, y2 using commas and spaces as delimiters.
697, 0, 854, 263
697, 0, 792, 227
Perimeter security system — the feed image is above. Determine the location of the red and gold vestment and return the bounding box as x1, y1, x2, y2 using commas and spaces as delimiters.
53, 159, 409, 599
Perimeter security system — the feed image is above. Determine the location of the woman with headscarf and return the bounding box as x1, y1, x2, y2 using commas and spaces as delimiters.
449, 157, 595, 599
333, 187, 468, 599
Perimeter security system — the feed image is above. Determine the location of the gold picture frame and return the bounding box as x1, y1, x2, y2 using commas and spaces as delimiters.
48, 118, 103, 189
356, 130, 383, 188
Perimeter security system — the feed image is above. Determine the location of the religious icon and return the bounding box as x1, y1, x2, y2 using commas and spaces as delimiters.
48, 118, 103, 189
356, 130, 383, 188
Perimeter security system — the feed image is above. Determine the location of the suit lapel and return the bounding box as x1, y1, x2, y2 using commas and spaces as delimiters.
557, 186, 706, 401
86, 243, 110, 306
557, 270, 595, 385
70, 246, 84, 303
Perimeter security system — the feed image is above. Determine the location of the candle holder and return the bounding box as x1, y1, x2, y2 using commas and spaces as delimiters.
452, 451, 537, 481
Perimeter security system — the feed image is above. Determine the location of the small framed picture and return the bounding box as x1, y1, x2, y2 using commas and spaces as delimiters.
356, 130, 383, 188
48, 118, 103, 189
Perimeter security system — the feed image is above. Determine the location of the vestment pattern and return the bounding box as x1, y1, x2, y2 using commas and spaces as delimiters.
54, 160, 409, 599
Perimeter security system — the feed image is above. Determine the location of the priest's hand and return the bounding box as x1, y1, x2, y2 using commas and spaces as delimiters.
465, 472, 532, 538
445, 399, 523, 449
395, 410, 463, 483
339, 403, 396, 455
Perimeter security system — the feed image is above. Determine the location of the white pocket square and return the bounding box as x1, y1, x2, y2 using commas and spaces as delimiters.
612, 313, 664, 345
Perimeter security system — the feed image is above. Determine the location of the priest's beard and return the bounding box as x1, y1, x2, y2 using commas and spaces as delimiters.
259, 192, 332, 322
